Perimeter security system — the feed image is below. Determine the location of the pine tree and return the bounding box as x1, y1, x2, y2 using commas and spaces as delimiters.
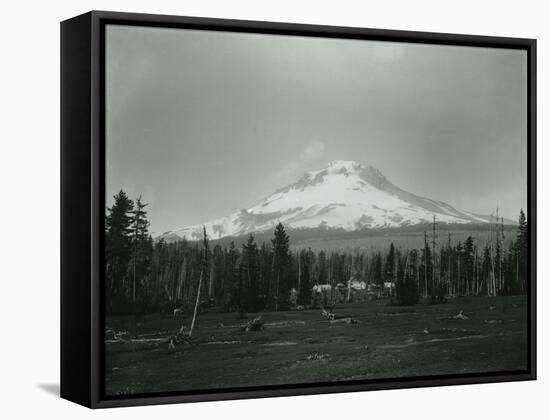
384, 243, 396, 284
481, 244, 491, 296
272, 223, 291, 311
211, 244, 225, 304
463, 236, 475, 295
371, 252, 383, 285
516, 209, 528, 293
222, 241, 240, 312
130, 195, 153, 312
259, 243, 273, 310
455, 241, 464, 295
495, 238, 502, 295
421, 234, 433, 299
396, 250, 420, 305
241, 234, 261, 311
318, 250, 327, 285
298, 249, 314, 305
105, 190, 134, 314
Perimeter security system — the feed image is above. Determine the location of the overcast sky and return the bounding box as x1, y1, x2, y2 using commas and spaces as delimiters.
106, 24, 527, 235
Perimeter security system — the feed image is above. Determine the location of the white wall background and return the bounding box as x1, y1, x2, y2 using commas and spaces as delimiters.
0, 0, 546, 418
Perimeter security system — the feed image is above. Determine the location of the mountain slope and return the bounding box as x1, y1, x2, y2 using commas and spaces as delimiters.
158, 160, 495, 241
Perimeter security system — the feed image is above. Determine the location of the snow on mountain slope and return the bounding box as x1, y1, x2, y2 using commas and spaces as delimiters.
159, 160, 492, 241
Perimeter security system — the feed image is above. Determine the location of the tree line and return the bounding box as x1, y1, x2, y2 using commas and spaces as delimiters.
105, 190, 529, 315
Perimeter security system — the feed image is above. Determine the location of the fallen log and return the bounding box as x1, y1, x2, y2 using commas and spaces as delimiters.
240, 315, 264, 332
453, 310, 469, 320
321, 309, 335, 321
320, 317, 360, 324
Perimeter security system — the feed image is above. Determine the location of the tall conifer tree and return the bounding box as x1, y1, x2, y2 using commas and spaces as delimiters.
241, 234, 260, 311
105, 190, 134, 313
272, 223, 291, 311
130, 195, 153, 311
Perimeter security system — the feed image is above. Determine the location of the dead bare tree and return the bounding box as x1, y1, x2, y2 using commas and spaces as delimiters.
423, 231, 428, 298
447, 232, 452, 296
188, 226, 208, 339
432, 215, 437, 302
346, 254, 353, 303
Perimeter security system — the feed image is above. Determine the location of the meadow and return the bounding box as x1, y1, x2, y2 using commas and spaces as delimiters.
105, 295, 528, 395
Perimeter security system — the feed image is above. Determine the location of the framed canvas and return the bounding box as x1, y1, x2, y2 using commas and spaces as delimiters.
60, 11, 536, 408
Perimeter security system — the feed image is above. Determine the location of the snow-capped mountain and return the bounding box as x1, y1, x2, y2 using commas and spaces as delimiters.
158, 160, 493, 241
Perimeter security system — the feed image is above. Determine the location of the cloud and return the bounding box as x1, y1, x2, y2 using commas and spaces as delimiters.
275, 141, 326, 180
300, 140, 325, 161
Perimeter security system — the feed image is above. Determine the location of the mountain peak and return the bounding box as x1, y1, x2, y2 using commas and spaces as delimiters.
327, 160, 363, 170
160, 160, 493, 241
277, 160, 375, 195
322, 160, 388, 187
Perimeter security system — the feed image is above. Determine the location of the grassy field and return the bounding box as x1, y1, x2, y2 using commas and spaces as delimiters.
105, 295, 528, 395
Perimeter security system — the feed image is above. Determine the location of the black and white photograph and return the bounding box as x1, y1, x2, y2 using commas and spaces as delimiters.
2, 0, 548, 417
102, 22, 531, 397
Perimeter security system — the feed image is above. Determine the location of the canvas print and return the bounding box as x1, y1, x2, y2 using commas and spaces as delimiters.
104, 24, 529, 396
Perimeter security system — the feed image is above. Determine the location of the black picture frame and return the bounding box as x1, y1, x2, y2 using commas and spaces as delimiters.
60, 10, 537, 409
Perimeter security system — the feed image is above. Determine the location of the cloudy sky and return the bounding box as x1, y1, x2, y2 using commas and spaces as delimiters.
106, 24, 527, 235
